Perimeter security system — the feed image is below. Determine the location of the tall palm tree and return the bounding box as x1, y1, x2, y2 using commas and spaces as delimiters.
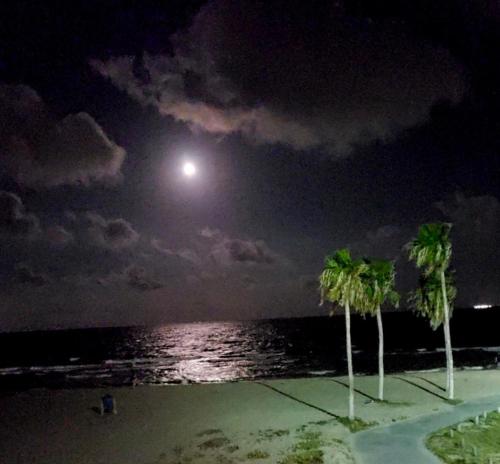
358, 259, 399, 401
407, 223, 456, 399
319, 249, 367, 420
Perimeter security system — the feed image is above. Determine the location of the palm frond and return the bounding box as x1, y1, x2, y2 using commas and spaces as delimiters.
408, 269, 456, 330
318, 248, 368, 310
357, 258, 399, 316
407, 223, 453, 274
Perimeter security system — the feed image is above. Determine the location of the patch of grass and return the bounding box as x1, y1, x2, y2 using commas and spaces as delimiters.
258, 429, 290, 441
391, 415, 409, 422
226, 445, 239, 453
196, 428, 223, 437
198, 436, 230, 449
293, 431, 322, 452
307, 419, 336, 427
427, 410, 500, 463
278, 449, 324, 464
214, 455, 235, 464
276, 430, 326, 463
375, 399, 414, 407
247, 449, 270, 459
310, 420, 328, 426
337, 416, 378, 433
172, 446, 183, 456
300, 431, 322, 440
329, 437, 345, 445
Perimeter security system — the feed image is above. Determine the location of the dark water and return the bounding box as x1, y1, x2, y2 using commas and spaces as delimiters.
0, 309, 498, 390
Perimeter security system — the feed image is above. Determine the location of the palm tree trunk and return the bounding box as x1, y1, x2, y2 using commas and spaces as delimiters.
443, 323, 450, 393
440, 270, 454, 399
345, 302, 355, 419
376, 306, 384, 401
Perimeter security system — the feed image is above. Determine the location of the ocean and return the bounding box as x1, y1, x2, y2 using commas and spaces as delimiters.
0, 308, 498, 391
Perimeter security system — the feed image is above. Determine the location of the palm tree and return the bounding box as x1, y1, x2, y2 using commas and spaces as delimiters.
407, 223, 456, 399
319, 249, 367, 420
410, 271, 457, 330
358, 259, 399, 401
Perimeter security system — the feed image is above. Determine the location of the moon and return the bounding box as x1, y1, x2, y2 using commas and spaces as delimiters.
182, 162, 197, 177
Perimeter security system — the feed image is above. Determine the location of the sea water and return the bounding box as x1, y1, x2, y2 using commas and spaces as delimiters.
0, 309, 498, 390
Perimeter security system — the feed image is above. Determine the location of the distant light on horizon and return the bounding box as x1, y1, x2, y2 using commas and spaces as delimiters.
182, 161, 197, 177
474, 304, 493, 309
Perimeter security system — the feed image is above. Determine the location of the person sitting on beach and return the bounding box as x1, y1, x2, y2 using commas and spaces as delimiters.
100, 393, 117, 415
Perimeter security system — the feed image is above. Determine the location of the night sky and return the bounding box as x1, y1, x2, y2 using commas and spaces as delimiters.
0, 1, 498, 331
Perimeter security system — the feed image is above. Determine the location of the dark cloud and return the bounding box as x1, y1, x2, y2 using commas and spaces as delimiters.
241, 274, 257, 289
45, 225, 74, 247
153, 231, 279, 268
0, 83, 125, 187
350, 224, 407, 262
210, 237, 276, 265
84, 212, 139, 250
64, 211, 78, 223
0, 191, 40, 238
197, 227, 283, 267
227, 239, 275, 264
14, 263, 50, 286
95, 264, 163, 292
93, 0, 464, 154
435, 192, 500, 243
123, 265, 163, 291
199, 227, 223, 240
151, 238, 200, 264
366, 225, 402, 243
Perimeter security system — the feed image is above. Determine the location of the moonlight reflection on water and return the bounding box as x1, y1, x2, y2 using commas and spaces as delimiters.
140, 321, 289, 383
0, 312, 499, 390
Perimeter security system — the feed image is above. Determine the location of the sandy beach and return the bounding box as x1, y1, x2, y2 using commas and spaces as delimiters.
1, 369, 500, 464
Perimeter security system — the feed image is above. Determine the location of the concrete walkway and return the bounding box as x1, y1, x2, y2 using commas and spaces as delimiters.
353, 394, 500, 464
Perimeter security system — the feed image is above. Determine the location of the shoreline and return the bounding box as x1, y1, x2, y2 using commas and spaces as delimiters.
1, 361, 498, 396
1, 369, 500, 463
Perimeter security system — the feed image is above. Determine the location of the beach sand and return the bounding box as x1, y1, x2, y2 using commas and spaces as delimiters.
1, 369, 500, 463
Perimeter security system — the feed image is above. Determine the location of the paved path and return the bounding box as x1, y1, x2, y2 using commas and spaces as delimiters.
353, 394, 500, 464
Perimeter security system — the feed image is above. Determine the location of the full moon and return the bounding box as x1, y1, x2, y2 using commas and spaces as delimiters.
182, 162, 197, 177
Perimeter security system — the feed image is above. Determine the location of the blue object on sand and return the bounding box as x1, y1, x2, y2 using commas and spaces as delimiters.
101, 394, 115, 414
